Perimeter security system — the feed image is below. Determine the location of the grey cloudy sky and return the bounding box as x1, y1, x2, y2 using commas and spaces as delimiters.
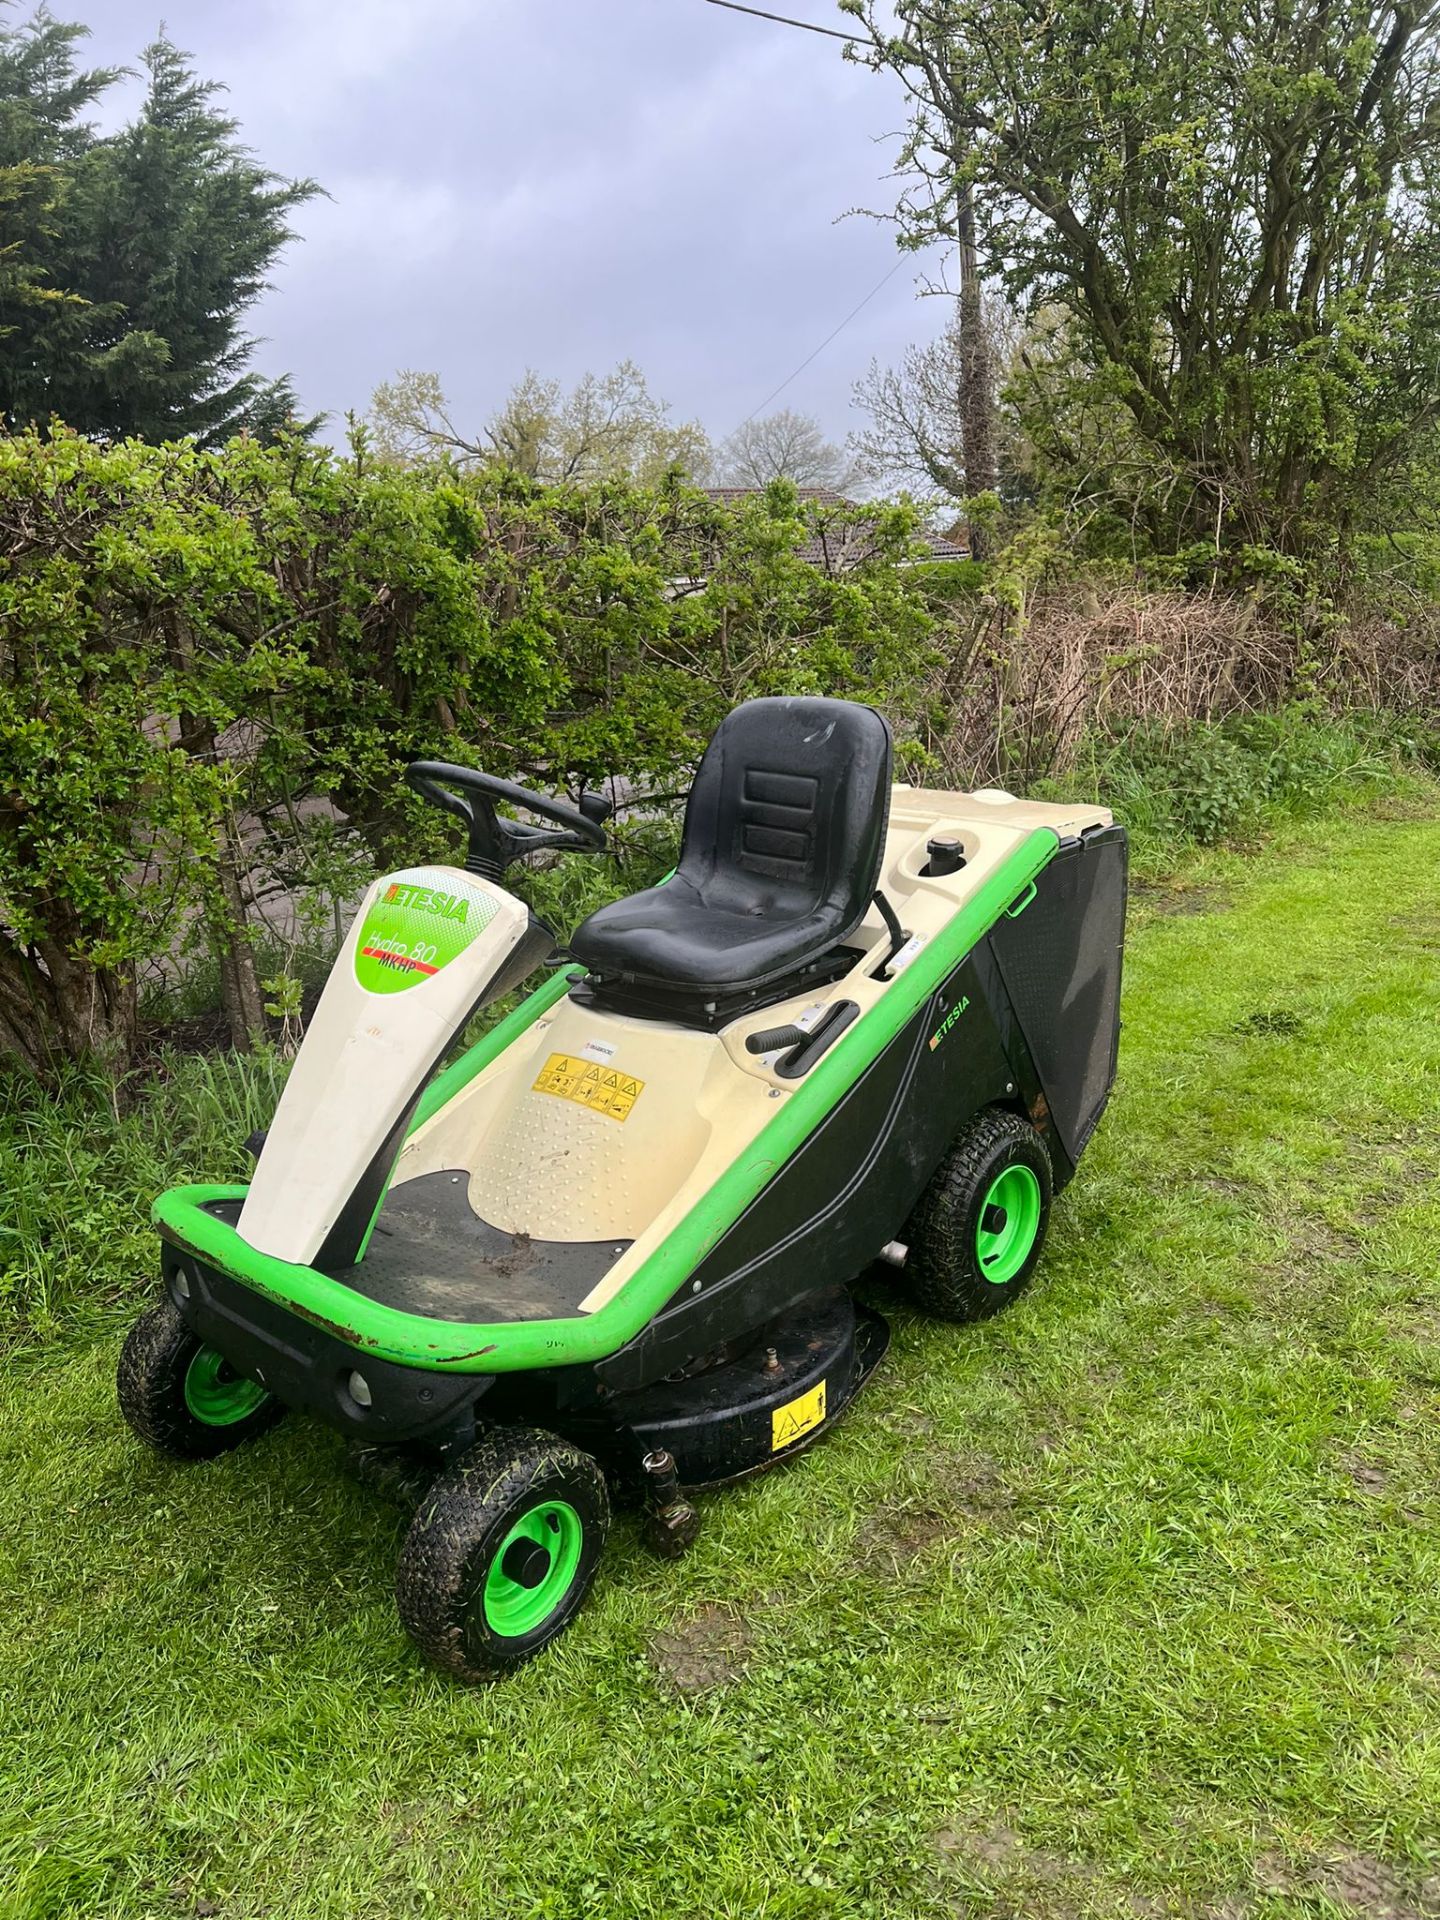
77, 0, 949, 451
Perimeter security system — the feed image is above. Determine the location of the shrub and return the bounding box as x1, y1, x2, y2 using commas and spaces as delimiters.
0, 440, 937, 1077
910, 557, 989, 599
1041, 706, 1422, 870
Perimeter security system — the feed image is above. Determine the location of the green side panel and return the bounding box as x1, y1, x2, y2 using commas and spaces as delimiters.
411, 966, 577, 1132
154, 830, 1059, 1374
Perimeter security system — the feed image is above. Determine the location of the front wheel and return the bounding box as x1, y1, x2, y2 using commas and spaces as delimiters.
899, 1108, 1053, 1322
396, 1428, 610, 1681
117, 1299, 284, 1459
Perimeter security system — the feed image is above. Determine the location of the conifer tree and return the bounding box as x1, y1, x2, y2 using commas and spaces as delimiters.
0, 8, 317, 441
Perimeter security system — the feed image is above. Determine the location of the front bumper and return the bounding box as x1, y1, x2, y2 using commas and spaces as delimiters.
161, 1239, 489, 1445
153, 1185, 620, 1374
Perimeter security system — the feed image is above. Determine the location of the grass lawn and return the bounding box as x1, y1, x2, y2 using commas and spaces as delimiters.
2, 797, 1438, 1920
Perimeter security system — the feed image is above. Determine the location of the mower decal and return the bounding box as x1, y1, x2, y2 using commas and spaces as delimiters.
928, 996, 971, 1050
532, 1052, 645, 1123
353, 866, 499, 996
772, 1379, 826, 1451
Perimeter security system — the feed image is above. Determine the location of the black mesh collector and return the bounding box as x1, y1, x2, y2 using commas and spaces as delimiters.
987, 824, 1128, 1165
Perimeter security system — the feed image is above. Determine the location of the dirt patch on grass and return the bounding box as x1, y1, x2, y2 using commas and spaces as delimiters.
931, 1825, 1440, 1919
934, 1818, 1077, 1908
858, 1458, 1018, 1572
876, 1405, 938, 1439
649, 1601, 752, 1693
1319, 1853, 1440, 1917
860, 1502, 963, 1573
948, 1458, 1020, 1515
1283, 1213, 1370, 1264
1202, 1175, 1255, 1198
1131, 883, 1232, 917
932, 1819, 1192, 1918
1339, 1453, 1391, 1496
935, 1819, 1028, 1869
1254, 1850, 1440, 1917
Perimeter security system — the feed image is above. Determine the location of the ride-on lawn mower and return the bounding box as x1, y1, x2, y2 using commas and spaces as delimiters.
119, 697, 1127, 1679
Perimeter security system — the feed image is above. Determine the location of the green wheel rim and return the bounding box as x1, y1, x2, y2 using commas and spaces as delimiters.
482, 1500, 584, 1638
182, 1346, 270, 1426
975, 1163, 1043, 1284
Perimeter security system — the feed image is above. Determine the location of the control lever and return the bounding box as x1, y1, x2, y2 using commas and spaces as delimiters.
745, 1023, 810, 1056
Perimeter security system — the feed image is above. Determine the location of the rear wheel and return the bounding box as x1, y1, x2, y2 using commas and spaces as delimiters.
117, 1299, 283, 1459
900, 1108, 1052, 1322
396, 1427, 610, 1681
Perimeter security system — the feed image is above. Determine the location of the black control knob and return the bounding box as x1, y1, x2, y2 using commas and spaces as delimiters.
924, 836, 966, 876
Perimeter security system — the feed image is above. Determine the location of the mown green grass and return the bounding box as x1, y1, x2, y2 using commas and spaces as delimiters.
2, 798, 1438, 1919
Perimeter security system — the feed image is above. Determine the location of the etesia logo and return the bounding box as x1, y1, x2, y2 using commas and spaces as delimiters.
383, 882, 469, 922
928, 996, 970, 1050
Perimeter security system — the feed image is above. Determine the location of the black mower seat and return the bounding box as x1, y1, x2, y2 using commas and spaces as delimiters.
570, 696, 893, 998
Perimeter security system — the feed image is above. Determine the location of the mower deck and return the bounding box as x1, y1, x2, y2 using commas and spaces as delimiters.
608, 1287, 891, 1488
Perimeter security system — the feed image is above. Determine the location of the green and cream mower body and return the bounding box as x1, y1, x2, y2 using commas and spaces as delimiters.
120, 698, 1127, 1679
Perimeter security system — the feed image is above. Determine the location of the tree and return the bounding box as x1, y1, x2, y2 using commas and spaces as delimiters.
0, 152, 82, 382
369, 361, 714, 484
715, 407, 864, 491
844, 0, 1440, 557
0, 7, 159, 427
58, 36, 319, 441
952, 180, 995, 552
851, 301, 1018, 502
0, 10, 316, 441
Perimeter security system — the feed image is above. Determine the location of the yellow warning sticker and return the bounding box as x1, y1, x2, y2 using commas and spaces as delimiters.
771, 1378, 827, 1452
532, 1052, 645, 1124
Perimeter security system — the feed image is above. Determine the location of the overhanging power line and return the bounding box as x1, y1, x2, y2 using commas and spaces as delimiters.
693, 0, 905, 439
730, 256, 907, 431
699, 0, 857, 44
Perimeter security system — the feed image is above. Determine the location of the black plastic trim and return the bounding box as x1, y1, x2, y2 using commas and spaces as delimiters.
164, 1246, 491, 1445
595, 953, 1030, 1392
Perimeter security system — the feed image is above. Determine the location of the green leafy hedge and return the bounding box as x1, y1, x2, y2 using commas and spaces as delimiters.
0, 433, 938, 1075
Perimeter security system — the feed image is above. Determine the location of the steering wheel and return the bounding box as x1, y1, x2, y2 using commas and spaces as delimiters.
404, 760, 609, 881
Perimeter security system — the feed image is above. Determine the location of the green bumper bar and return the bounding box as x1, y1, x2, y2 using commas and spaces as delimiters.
153, 829, 1059, 1374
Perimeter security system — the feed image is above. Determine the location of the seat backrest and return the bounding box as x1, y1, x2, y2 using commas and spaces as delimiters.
676, 696, 893, 931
